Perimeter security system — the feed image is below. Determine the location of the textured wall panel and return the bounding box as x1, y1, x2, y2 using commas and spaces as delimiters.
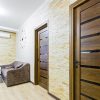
0, 33, 16, 65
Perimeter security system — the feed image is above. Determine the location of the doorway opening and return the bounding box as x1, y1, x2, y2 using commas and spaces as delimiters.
34, 23, 49, 90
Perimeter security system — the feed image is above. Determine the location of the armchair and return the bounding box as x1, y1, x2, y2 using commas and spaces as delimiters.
1, 61, 30, 87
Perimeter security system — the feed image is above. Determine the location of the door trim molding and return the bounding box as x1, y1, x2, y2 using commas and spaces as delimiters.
69, 0, 88, 100
34, 23, 48, 86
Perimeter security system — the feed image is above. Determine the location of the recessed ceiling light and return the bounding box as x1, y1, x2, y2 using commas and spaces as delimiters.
0, 7, 7, 16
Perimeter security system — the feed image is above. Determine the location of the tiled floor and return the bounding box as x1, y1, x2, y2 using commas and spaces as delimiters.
0, 82, 55, 100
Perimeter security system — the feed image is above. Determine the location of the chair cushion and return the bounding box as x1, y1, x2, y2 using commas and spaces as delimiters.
2, 68, 14, 77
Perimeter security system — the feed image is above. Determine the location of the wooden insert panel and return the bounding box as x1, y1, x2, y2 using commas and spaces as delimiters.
81, 52, 100, 66
81, 35, 100, 51
81, 81, 100, 100
81, 67, 100, 83
81, 18, 100, 37
81, 3, 100, 23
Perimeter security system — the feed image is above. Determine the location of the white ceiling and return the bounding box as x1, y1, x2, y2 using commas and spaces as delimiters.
0, 0, 46, 30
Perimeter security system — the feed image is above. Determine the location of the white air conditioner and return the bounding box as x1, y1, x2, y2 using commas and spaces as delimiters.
0, 31, 11, 38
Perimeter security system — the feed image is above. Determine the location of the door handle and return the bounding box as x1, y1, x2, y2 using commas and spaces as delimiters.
74, 61, 80, 68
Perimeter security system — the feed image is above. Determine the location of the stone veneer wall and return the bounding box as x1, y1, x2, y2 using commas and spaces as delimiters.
49, 0, 76, 99
0, 32, 16, 65
16, 0, 76, 100
49, 0, 70, 99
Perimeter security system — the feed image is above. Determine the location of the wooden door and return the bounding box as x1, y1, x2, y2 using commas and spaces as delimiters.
70, 0, 100, 99
38, 26, 48, 90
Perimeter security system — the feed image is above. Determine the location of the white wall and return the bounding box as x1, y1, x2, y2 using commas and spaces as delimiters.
16, 1, 49, 82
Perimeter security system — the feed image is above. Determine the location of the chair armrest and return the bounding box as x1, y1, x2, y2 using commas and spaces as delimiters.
0, 64, 12, 69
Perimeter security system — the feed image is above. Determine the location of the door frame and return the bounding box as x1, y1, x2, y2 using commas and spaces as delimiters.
34, 23, 48, 88
69, 0, 88, 100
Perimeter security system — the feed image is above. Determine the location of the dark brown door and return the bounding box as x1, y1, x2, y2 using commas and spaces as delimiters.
38, 27, 48, 89
71, 0, 100, 99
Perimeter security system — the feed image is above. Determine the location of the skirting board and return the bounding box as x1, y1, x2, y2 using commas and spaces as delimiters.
48, 92, 61, 100
30, 81, 35, 85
